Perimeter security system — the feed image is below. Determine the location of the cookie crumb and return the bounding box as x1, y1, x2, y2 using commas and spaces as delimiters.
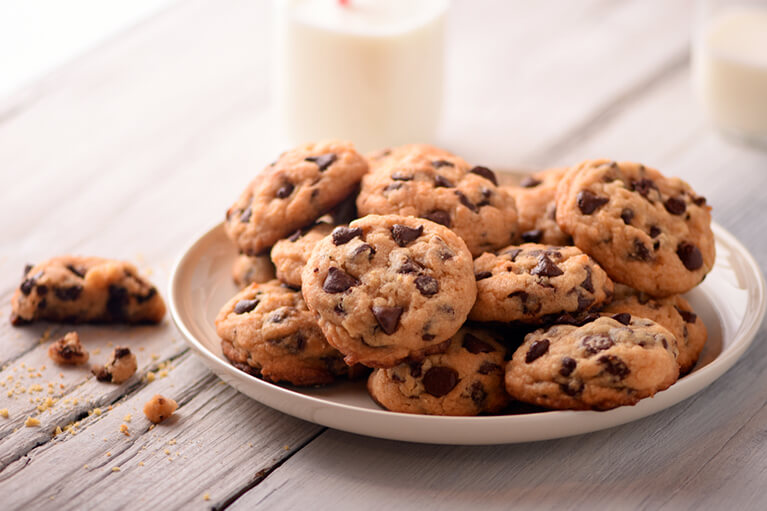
146, 372, 156, 383
48, 332, 89, 365
143, 394, 178, 424
138, 462, 145, 467
123, 414, 132, 422
0, 409, 8, 418
24, 416, 40, 427
53, 426, 62, 437
283, 445, 290, 451
111, 467, 120, 472
120, 424, 130, 436
203, 493, 210, 501
92, 347, 137, 384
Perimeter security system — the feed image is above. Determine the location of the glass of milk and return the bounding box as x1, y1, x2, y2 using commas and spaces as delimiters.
272, 0, 449, 153
692, 0, 767, 148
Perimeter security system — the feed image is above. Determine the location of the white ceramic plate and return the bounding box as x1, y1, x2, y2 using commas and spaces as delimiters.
169, 221, 765, 445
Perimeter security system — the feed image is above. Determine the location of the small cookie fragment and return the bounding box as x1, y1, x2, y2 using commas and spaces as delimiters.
92, 347, 137, 384
48, 331, 89, 365
143, 394, 178, 424
367, 327, 510, 415
232, 254, 276, 288
506, 315, 679, 410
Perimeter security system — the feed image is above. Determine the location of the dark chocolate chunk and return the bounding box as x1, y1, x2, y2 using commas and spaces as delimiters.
24, 264, 33, 276
391, 171, 413, 181
93, 366, 111, 382
475, 271, 492, 281
234, 298, 259, 314
383, 182, 403, 193
54, 285, 83, 301
414, 275, 439, 296
580, 266, 594, 293
240, 206, 252, 223
463, 333, 495, 354
323, 267, 360, 293
455, 190, 478, 212
276, 182, 294, 199
559, 356, 577, 377
577, 293, 594, 312
582, 334, 614, 354
631, 178, 657, 198
391, 224, 423, 246
36, 284, 48, 296
675, 305, 697, 323
20, 278, 35, 296
599, 354, 630, 379
433, 175, 454, 188
397, 257, 422, 274
469, 381, 487, 407
525, 339, 550, 363
66, 264, 86, 278
504, 248, 522, 261
611, 312, 631, 325
332, 226, 362, 245
106, 285, 129, 320
114, 347, 131, 359
677, 242, 703, 270
577, 190, 609, 214
470, 166, 498, 185
423, 210, 451, 227
422, 366, 459, 397
478, 361, 502, 375
664, 197, 686, 215
649, 226, 661, 238
631, 239, 652, 261
305, 153, 336, 171
409, 361, 423, 378
620, 208, 634, 225
530, 254, 564, 277
519, 176, 541, 188
351, 243, 376, 259
692, 196, 707, 206
432, 160, 454, 169
522, 229, 543, 243
372, 305, 403, 335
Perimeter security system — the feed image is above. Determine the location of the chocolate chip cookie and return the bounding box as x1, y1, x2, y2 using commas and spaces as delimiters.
225, 140, 368, 255
11, 256, 165, 325
216, 280, 351, 386
603, 285, 707, 375
555, 159, 715, 297
506, 315, 679, 410
271, 220, 335, 288
470, 243, 614, 324
301, 214, 477, 368
232, 254, 276, 288
356, 144, 519, 257
507, 167, 572, 245
367, 326, 510, 415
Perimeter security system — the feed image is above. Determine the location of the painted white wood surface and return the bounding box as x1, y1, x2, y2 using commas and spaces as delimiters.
0, 0, 765, 509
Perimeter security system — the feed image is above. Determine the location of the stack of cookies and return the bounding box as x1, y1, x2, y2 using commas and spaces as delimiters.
216, 141, 714, 414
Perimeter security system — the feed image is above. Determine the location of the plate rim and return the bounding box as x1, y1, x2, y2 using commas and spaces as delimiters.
168, 220, 766, 444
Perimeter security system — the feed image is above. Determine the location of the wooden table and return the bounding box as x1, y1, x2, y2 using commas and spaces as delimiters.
2, 1, 766, 509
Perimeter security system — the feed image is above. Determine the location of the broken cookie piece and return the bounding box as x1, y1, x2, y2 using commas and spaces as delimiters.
48, 331, 89, 365
143, 394, 178, 423
92, 346, 137, 384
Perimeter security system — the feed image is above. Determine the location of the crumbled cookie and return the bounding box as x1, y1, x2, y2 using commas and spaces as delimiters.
48, 331, 89, 365
92, 347, 137, 384
224, 140, 368, 255
11, 256, 166, 325
602, 285, 707, 375
367, 326, 510, 415
507, 167, 572, 245
271, 220, 335, 288
471, 243, 614, 324
143, 394, 178, 423
301, 214, 476, 368
216, 280, 354, 386
555, 159, 715, 296
232, 254, 276, 288
506, 315, 679, 410
356, 144, 519, 257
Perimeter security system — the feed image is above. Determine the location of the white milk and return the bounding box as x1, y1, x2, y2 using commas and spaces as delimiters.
273, 0, 448, 152
693, 7, 767, 144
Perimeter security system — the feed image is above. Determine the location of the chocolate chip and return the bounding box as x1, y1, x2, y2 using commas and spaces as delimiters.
268, 309, 289, 323
397, 257, 422, 274
93, 366, 111, 382
631, 178, 657, 198
332, 226, 362, 245
422, 333, 435, 341
372, 305, 403, 334
631, 239, 652, 261
560, 379, 584, 397
519, 176, 541, 188
665, 197, 686, 215
582, 334, 614, 354
504, 248, 522, 261
432, 160, 454, 169
276, 182, 294, 199
620, 208, 634, 225
24, 264, 33, 276
526, 339, 550, 363
463, 333, 495, 354
409, 361, 423, 378
234, 298, 259, 314
470, 166, 498, 185
611, 313, 631, 325
477, 187, 493, 207
653, 240, 660, 251
37, 298, 47, 310
391, 224, 423, 246
414, 275, 439, 296
577, 294, 594, 312
433, 175, 454, 188
240, 207, 252, 223
455, 190, 478, 212
391, 171, 413, 181
422, 366, 459, 397
423, 210, 451, 227
351, 243, 376, 259
323, 267, 360, 293
20, 278, 35, 296
66, 264, 86, 278
508, 290, 529, 303
288, 230, 302, 242
383, 182, 403, 193
649, 226, 661, 238
107, 285, 129, 320
599, 354, 630, 379
439, 249, 454, 261
677, 242, 703, 270
675, 305, 697, 323
36, 284, 48, 296
577, 190, 609, 214
693, 196, 707, 206
478, 362, 502, 375
580, 266, 594, 293
559, 357, 577, 377
469, 381, 487, 407
530, 254, 564, 277
305, 153, 336, 171
522, 229, 543, 243
54, 285, 83, 301
475, 271, 492, 281
114, 347, 131, 359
